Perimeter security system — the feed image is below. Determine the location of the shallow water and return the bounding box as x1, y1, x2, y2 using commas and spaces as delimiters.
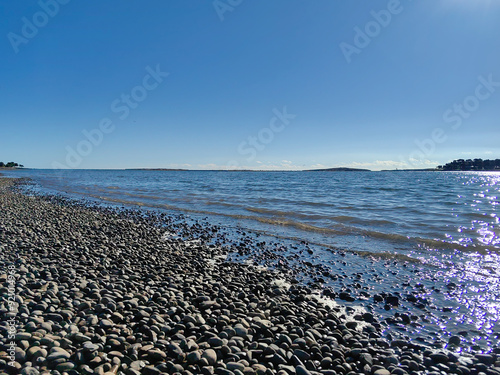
3, 169, 500, 351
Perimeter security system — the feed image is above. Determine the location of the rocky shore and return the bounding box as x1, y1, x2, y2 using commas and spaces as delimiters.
1, 178, 499, 375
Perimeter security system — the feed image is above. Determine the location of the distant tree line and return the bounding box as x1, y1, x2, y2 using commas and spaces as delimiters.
0, 162, 23, 168
438, 158, 500, 171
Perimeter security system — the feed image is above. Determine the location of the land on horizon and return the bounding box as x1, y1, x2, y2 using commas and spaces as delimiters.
3, 158, 500, 173
0, 161, 23, 169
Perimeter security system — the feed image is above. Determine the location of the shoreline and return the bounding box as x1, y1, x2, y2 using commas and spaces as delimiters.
0, 178, 498, 375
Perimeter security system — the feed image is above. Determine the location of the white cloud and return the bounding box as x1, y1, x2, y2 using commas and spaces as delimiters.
166, 163, 192, 168
346, 159, 438, 170
310, 163, 327, 169
348, 160, 407, 169
173, 159, 441, 171
191, 162, 302, 171
196, 163, 219, 169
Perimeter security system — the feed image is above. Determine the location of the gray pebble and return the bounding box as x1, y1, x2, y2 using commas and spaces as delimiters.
20, 367, 40, 375
203, 349, 218, 366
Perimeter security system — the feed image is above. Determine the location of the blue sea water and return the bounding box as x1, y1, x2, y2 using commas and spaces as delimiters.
5, 169, 499, 257
3, 169, 500, 349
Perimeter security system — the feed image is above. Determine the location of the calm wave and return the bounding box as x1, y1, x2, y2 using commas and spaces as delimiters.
4, 169, 500, 261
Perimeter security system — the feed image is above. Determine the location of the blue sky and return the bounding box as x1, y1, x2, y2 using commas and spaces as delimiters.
1, 0, 499, 170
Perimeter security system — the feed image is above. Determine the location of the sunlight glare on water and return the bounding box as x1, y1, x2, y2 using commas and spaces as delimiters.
445, 173, 500, 251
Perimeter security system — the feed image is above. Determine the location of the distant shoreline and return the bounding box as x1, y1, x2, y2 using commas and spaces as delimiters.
125, 168, 189, 171
5, 167, 500, 173
305, 167, 371, 172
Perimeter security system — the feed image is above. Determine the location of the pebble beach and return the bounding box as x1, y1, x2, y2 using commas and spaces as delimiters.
1, 177, 499, 375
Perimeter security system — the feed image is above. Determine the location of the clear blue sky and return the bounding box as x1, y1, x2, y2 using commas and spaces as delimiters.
1, 0, 499, 170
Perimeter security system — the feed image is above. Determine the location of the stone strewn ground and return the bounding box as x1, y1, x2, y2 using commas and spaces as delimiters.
0, 178, 499, 375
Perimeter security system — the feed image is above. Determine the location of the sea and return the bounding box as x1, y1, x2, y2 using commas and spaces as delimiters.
2, 169, 500, 351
